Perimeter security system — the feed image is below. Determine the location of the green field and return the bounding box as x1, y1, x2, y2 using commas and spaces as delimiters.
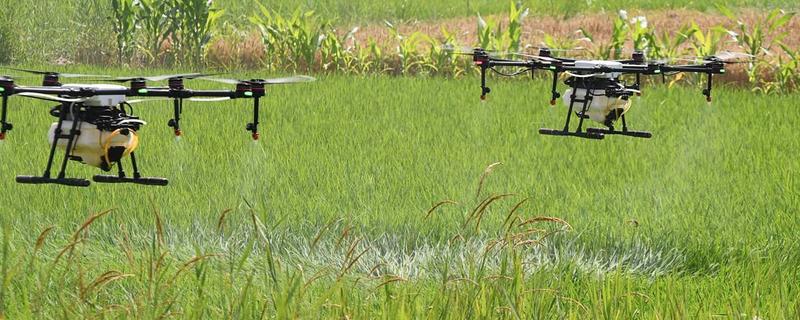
0, 73, 798, 318
220, 0, 799, 21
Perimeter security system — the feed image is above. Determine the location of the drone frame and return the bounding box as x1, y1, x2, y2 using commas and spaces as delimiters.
470, 48, 727, 140
0, 74, 272, 187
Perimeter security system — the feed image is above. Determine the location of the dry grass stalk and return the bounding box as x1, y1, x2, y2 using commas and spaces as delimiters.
71, 209, 114, 242
425, 200, 458, 219
503, 198, 529, 233
517, 216, 573, 230
473, 193, 516, 231
80, 270, 134, 300
302, 268, 330, 291
476, 162, 502, 199
33, 225, 55, 253
169, 254, 219, 285
216, 209, 234, 234
336, 224, 352, 248
118, 224, 135, 267
311, 219, 340, 249
375, 276, 406, 289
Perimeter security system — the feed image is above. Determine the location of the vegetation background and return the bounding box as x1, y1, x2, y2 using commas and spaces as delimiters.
0, 0, 798, 319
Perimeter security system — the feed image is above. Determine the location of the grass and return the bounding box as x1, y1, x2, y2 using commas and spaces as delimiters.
0, 70, 798, 317
220, 0, 800, 22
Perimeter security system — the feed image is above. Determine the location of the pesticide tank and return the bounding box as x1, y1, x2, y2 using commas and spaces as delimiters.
48, 121, 139, 170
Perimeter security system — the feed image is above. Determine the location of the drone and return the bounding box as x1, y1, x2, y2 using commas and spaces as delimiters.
0, 68, 314, 187
454, 47, 750, 140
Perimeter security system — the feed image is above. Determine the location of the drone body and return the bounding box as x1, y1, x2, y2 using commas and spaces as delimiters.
457, 47, 746, 140
0, 70, 314, 187
561, 60, 633, 127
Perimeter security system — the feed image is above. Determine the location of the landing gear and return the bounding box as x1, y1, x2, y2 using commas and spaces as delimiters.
539, 87, 606, 140
93, 152, 168, 186
16, 102, 167, 187
539, 87, 651, 140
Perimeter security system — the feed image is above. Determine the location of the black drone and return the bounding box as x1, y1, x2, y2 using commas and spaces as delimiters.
456, 47, 750, 140
0, 68, 314, 187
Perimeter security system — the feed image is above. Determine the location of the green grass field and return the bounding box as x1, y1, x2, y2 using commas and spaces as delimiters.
221, 0, 799, 21
0, 72, 798, 318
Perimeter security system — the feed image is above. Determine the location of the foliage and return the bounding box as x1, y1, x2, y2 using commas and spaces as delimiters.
0, 74, 798, 317
111, 0, 137, 64
109, 0, 223, 66
174, 0, 225, 66
0, 3, 18, 64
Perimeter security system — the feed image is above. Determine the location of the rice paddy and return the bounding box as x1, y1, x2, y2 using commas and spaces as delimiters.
0, 72, 798, 318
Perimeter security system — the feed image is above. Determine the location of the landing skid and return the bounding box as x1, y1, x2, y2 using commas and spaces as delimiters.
16, 176, 91, 187
586, 127, 652, 138
539, 128, 604, 140
93, 175, 168, 186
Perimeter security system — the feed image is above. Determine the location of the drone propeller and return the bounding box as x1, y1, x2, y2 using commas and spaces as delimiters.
201, 75, 316, 85
16, 92, 88, 103
441, 45, 562, 63
4, 67, 110, 79
103, 73, 217, 83
673, 52, 755, 65
527, 45, 587, 53
126, 97, 232, 104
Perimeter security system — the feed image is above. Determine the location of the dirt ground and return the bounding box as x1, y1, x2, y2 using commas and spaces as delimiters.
353, 9, 799, 55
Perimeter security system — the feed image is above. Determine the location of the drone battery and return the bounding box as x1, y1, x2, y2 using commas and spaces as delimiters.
47, 121, 139, 170
61, 84, 128, 107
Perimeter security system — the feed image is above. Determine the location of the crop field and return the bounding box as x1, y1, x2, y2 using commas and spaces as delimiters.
0, 71, 798, 318
1, 0, 799, 318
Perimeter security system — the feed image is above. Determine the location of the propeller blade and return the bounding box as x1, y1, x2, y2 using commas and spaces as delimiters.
188, 97, 231, 102
528, 46, 587, 53
146, 73, 211, 81
126, 98, 173, 104
16, 92, 87, 103
441, 44, 479, 55
261, 75, 316, 84
200, 77, 240, 85
201, 75, 315, 85
127, 97, 232, 104
109, 73, 218, 83
4, 67, 109, 78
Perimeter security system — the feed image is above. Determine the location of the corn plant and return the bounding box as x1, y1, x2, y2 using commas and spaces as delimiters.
584, 10, 629, 60
718, 6, 795, 58
425, 28, 465, 76
250, 5, 330, 71
757, 43, 800, 94
475, 1, 528, 53
174, 0, 224, 67
505, 1, 528, 53
476, 13, 498, 51
110, 0, 137, 64
135, 0, 178, 63
319, 27, 359, 73
646, 24, 697, 60
386, 20, 425, 75
689, 23, 726, 58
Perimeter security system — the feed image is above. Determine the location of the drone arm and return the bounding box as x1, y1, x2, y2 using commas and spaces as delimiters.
132, 89, 243, 99
704, 72, 714, 102
658, 64, 723, 102
247, 97, 261, 140
0, 94, 10, 140
14, 86, 129, 96
549, 70, 560, 105
480, 62, 490, 100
